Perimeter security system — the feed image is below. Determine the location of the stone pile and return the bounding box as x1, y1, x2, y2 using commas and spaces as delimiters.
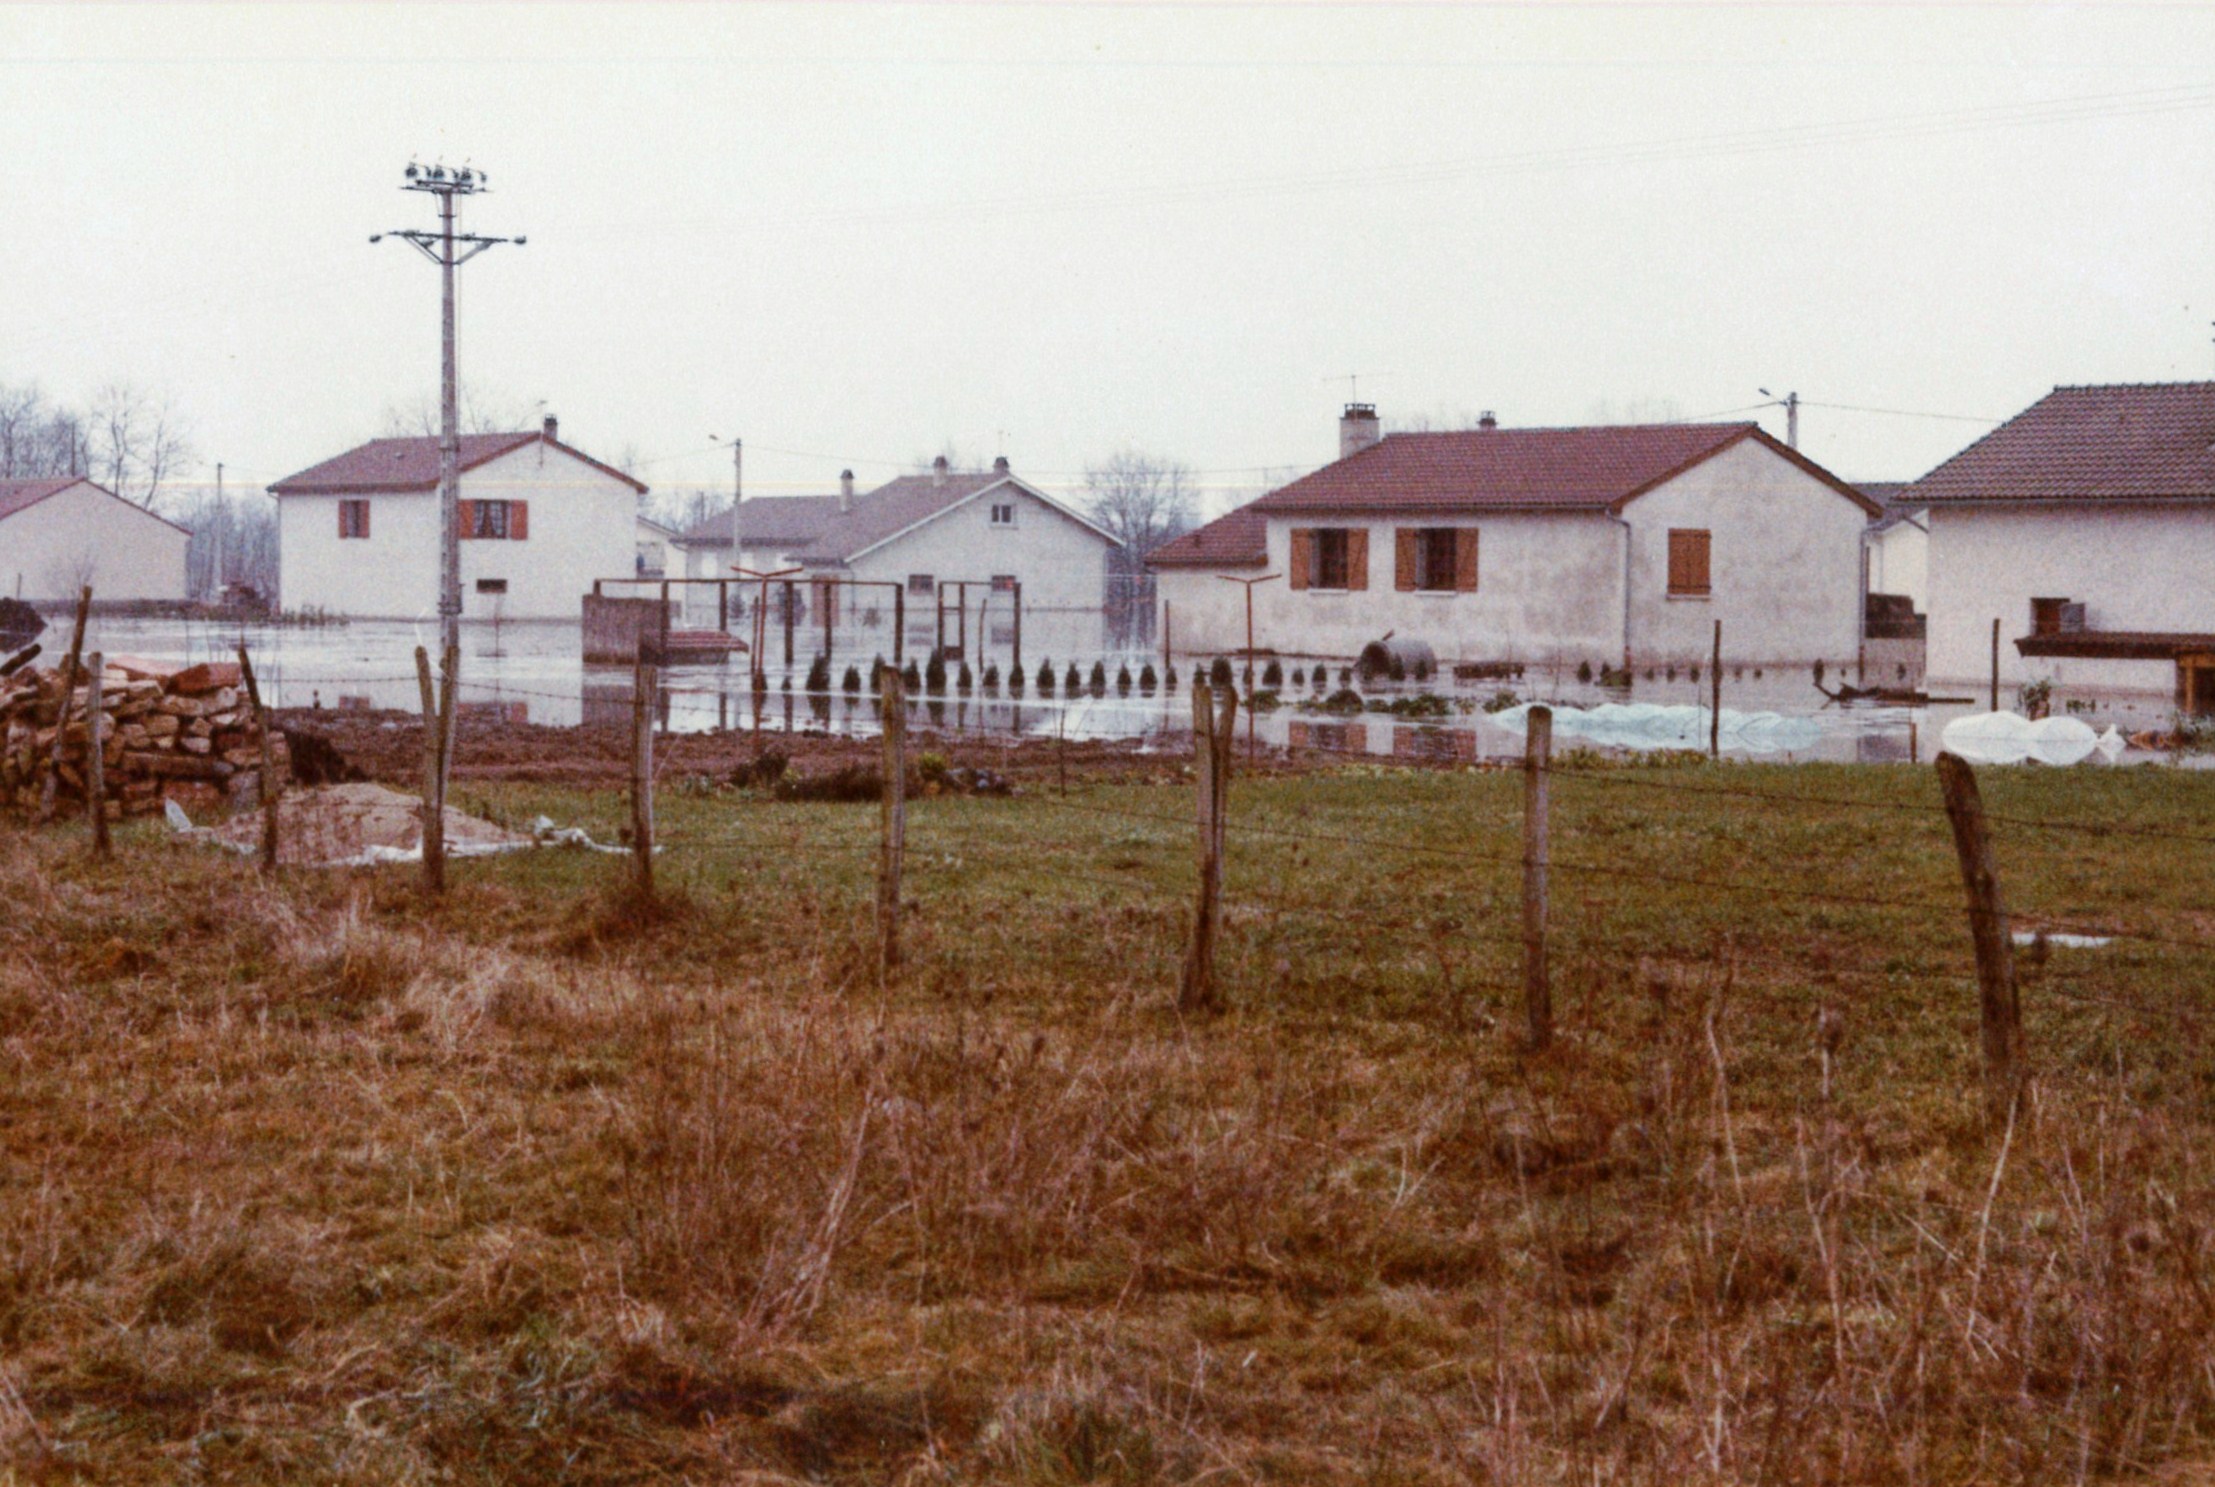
2, 656, 289, 819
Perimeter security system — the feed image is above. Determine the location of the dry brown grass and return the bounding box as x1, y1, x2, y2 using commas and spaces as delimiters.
3, 767, 2214, 1483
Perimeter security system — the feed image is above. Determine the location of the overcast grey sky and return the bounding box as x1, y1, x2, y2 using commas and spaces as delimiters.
4, 2, 2214, 515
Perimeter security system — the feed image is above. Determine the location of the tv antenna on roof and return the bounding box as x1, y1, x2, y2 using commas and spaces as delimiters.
1325, 371, 1390, 404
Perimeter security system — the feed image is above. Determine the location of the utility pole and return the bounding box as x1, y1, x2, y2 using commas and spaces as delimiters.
1758, 387, 1800, 449
210, 461, 224, 599
372, 162, 525, 660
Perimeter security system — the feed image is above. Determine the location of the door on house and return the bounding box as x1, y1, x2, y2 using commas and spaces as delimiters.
2180, 653, 2215, 716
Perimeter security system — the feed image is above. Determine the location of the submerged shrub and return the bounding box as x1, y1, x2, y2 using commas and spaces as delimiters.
1139, 663, 1158, 692
1209, 657, 1234, 690
841, 664, 862, 693
1116, 664, 1132, 695
958, 661, 974, 694
925, 651, 948, 694
1038, 660, 1056, 694
805, 653, 831, 692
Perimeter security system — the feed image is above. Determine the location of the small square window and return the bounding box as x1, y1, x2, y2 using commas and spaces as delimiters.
990, 503, 1015, 526
990, 574, 1017, 593
471, 501, 510, 540
907, 573, 935, 596
475, 578, 508, 595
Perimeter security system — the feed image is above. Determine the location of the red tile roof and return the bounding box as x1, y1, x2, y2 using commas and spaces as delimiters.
1250, 421, 1872, 516
1150, 421, 1874, 570
0, 477, 83, 523
1148, 506, 1267, 568
269, 431, 648, 496
1908, 382, 2215, 505
0, 476, 191, 534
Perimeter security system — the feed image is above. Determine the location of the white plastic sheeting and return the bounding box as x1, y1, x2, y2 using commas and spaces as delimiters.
1939, 712, 2107, 767
1486, 700, 1823, 755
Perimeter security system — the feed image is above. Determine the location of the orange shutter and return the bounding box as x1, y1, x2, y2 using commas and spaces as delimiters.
336, 503, 348, 539
1289, 528, 1312, 590
1346, 529, 1369, 591
510, 501, 528, 541
1455, 528, 1479, 591
359, 501, 369, 540
1668, 529, 1711, 594
1394, 529, 1418, 591
456, 499, 476, 541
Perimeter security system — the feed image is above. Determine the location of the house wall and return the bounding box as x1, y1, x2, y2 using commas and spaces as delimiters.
1619, 437, 1866, 668
1927, 503, 2215, 694
1159, 441, 1865, 669
0, 482, 188, 603
1867, 521, 1928, 610
277, 441, 639, 619
843, 482, 1113, 661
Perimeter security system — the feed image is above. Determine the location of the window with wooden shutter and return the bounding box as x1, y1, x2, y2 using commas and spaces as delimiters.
456, 499, 476, 541
1667, 528, 1711, 596
1394, 529, 1419, 592
1454, 528, 1479, 592
1345, 529, 1369, 591
1289, 528, 1313, 590
338, 499, 370, 539
509, 501, 528, 540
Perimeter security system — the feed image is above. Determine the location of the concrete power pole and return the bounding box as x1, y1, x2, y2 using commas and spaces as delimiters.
372, 162, 524, 658
210, 461, 224, 599
1759, 388, 1801, 449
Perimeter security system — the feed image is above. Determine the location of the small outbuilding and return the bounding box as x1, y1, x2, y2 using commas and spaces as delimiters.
0, 476, 190, 604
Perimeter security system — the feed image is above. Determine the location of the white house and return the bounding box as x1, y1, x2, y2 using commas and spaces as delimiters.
0, 476, 190, 604
1859, 483, 1929, 613
1914, 381, 2215, 713
1150, 406, 1878, 673
682, 457, 1120, 664
269, 416, 646, 620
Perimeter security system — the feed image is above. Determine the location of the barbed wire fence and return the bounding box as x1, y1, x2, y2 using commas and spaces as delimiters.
202, 618, 2212, 1121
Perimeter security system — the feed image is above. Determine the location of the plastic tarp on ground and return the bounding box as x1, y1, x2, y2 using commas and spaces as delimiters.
1485, 700, 1823, 755
1938, 712, 2122, 767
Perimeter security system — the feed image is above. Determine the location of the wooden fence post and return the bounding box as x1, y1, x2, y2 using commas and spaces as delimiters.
84, 651, 110, 860
414, 646, 446, 895
1179, 679, 1236, 1014
38, 585, 91, 823
1523, 704, 1553, 1051
236, 642, 279, 874
878, 663, 907, 975
1990, 617, 2001, 712
1708, 620, 1722, 758
1935, 751, 2026, 1122
631, 657, 657, 900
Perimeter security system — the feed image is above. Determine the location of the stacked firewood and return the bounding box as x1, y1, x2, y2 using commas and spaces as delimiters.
1, 658, 289, 819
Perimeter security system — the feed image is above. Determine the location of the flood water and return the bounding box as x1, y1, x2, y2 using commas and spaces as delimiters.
38, 614, 2192, 767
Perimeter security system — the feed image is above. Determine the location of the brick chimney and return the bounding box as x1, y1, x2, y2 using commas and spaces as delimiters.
1478, 411, 1498, 431
541, 414, 558, 442
1339, 402, 1380, 460
839, 468, 854, 512
931, 454, 949, 489
993, 455, 1009, 474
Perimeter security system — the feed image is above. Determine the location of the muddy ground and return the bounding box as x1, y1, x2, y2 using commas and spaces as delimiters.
273, 706, 1343, 790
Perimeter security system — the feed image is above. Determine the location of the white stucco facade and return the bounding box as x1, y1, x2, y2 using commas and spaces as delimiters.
1926, 503, 2215, 694
1866, 517, 1928, 611
1159, 437, 1868, 671
837, 481, 1114, 661
277, 441, 641, 620
0, 480, 189, 603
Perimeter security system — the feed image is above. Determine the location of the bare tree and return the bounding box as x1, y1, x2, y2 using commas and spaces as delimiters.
648, 485, 723, 538
0, 383, 50, 477
1083, 448, 1197, 648
87, 382, 194, 509
1083, 448, 1196, 559
378, 382, 537, 438
908, 441, 986, 475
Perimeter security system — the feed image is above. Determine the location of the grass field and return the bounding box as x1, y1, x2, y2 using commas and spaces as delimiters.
4, 757, 2215, 1484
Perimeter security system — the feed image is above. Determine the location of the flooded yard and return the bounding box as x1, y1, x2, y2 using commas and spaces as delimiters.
37, 613, 2195, 767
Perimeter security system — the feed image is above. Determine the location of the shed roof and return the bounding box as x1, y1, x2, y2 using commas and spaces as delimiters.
1148, 506, 1268, 568
1907, 382, 2215, 505
681, 494, 844, 551
0, 476, 191, 534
